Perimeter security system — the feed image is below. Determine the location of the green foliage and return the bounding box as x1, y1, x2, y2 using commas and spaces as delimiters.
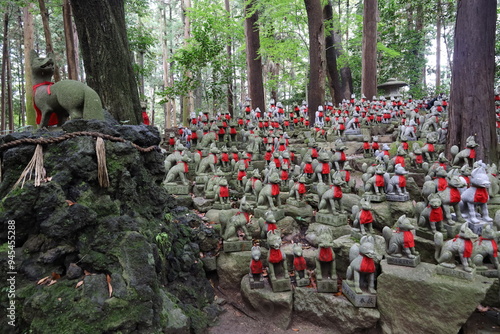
155, 232, 172, 257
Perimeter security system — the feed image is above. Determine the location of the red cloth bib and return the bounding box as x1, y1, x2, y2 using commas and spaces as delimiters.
269, 248, 283, 263
426, 143, 435, 152
333, 186, 342, 199
250, 259, 263, 274
415, 155, 423, 164
398, 175, 407, 188
212, 154, 218, 164
395, 156, 405, 167
402, 142, 409, 150
311, 148, 318, 158
401, 230, 415, 248
178, 161, 188, 173
322, 163, 330, 174
294, 256, 307, 271
360, 256, 375, 273
219, 186, 229, 198
479, 237, 498, 257
469, 148, 476, 159
454, 235, 473, 258
338, 151, 346, 161
360, 209, 373, 224
281, 171, 289, 180
271, 184, 280, 196
363, 142, 370, 150
297, 183, 306, 194
304, 163, 313, 174
372, 142, 379, 150
437, 178, 448, 191
169, 138, 175, 146
449, 187, 461, 203
319, 247, 334, 262
274, 158, 281, 168
237, 171, 246, 180
474, 188, 489, 203
343, 170, 351, 182
375, 174, 385, 187
267, 223, 278, 232
429, 206, 443, 222
221, 153, 229, 162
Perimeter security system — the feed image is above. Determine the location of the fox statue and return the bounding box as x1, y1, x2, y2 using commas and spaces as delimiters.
434, 222, 477, 272
460, 162, 492, 224
382, 215, 419, 259
31, 51, 104, 127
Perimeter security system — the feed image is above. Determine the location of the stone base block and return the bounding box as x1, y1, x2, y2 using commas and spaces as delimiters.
286, 198, 307, 207
436, 265, 476, 281
195, 175, 209, 184
316, 213, 347, 227
205, 191, 215, 199
296, 277, 310, 287
416, 228, 435, 240
363, 193, 386, 203
223, 240, 253, 253
249, 275, 265, 289
386, 254, 421, 267
350, 228, 375, 240
269, 277, 291, 292
386, 193, 410, 202
444, 223, 462, 239
317, 278, 338, 293
164, 183, 190, 195
245, 195, 256, 202
280, 185, 290, 193
254, 208, 285, 221
467, 221, 492, 236
342, 280, 377, 308
213, 202, 232, 210
476, 267, 498, 278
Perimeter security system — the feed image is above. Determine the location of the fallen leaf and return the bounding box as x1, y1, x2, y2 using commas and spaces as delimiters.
37, 276, 50, 285
84, 270, 93, 276
75, 281, 84, 288
106, 274, 113, 298
51, 272, 61, 280
47, 279, 57, 286
65, 200, 76, 206
292, 329, 299, 332
57, 298, 62, 301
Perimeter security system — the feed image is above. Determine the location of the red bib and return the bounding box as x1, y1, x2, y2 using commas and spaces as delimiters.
437, 178, 448, 191
178, 162, 188, 173
474, 188, 489, 203
398, 175, 407, 188
304, 163, 313, 174
219, 186, 229, 198
375, 174, 385, 187
395, 156, 405, 167
469, 148, 476, 159
267, 223, 278, 232
454, 236, 473, 258
294, 256, 307, 271
360, 256, 375, 273
322, 163, 330, 174
297, 183, 306, 194
319, 247, 334, 262
415, 155, 423, 164
479, 238, 498, 257
333, 186, 342, 199
429, 206, 443, 222
250, 259, 263, 274
271, 184, 280, 196
449, 187, 461, 203
426, 143, 435, 152
360, 209, 373, 224
281, 171, 289, 180
269, 248, 283, 264
237, 171, 246, 181
401, 230, 415, 248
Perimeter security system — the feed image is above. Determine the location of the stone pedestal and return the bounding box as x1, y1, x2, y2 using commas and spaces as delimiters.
249, 274, 265, 289
223, 240, 253, 253
164, 183, 190, 195
467, 221, 492, 236
245, 194, 256, 202
386, 193, 410, 202
436, 265, 476, 281
195, 175, 209, 184
315, 212, 347, 227
476, 266, 498, 278
363, 193, 386, 203
295, 277, 310, 287
254, 208, 285, 220
444, 222, 462, 239
342, 280, 377, 308
416, 227, 435, 240
317, 277, 338, 293
213, 202, 232, 210
269, 277, 291, 292
385, 254, 420, 267
286, 198, 307, 207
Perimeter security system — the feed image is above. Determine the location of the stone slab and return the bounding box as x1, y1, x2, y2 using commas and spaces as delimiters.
386, 254, 421, 267
254, 208, 285, 220
195, 175, 209, 184
285, 198, 308, 207
317, 278, 338, 293
213, 202, 232, 210
386, 193, 410, 202
164, 183, 190, 195
249, 275, 265, 289
269, 277, 291, 292
468, 221, 492, 236
416, 228, 435, 240
296, 277, 310, 287
342, 280, 377, 308
315, 213, 347, 227
477, 267, 499, 278
363, 193, 386, 203
223, 240, 253, 253
436, 265, 476, 281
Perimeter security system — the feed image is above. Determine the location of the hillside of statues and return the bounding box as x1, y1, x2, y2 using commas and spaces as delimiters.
163, 95, 500, 333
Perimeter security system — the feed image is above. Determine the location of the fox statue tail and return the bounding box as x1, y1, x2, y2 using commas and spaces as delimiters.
83, 86, 104, 121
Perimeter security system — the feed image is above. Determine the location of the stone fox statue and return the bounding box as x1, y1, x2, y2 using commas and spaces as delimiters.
31, 51, 104, 127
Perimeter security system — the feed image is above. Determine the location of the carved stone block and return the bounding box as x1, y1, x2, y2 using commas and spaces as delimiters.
342, 280, 377, 308
435, 265, 476, 281
386, 254, 421, 267
317, 278, 337, 293
223, 240, 253, 253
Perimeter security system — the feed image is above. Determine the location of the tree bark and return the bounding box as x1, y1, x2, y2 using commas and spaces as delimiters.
63, 0, 78, 80
435, 0, 441, 92
38, 0, 61, 82
71, 0, 141, 124
244, 0, 266, 114
2, 11, 9, 132
224, 0, 234, 116
324, 0, 342, 105
23, 4, 36, 126
361, 0, 377, 100
181, 0, 193, 126
304, 0, 326, 123
448, 0, 496, 163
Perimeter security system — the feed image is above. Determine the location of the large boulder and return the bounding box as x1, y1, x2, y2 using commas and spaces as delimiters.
294, 287, 380, 334
377, 260, 495, 334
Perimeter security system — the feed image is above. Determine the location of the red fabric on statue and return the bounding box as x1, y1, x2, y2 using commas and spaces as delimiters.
474, 188, 489, 203
250, 259, 263, 274
363, 142, 370, 150
429, 206, 443, 222
311, 148, 318, 158
343, 170, 351, 182
415, 155, 423, 164
178, 162, 188, 173
372, 142, 379, 150
437, 178, 448, 191
298, 183, 306, 194
219, 186, 229, 198
264, 152, 272, 161
221, 153, 229, 162
375, 174, 385, 187
333, 186, 342, 199
269, 248, 283, 263
271, 184, 280, 196
360, 209, 373, 224
449, 187, 461, 203
267, 223, 278, 232
426, 143, 435, 152
281, 171, 289, 180
339, 151, 346, 161
479, 237, 498, 257
453, 235, 473, 258
212, 154, 218, 164
322, 163, 330, 174
294, 256, 307, 271
319, 247, 334, 262
398, 175, 407, 188
400, 230, 415, 248
169, 138, 175, 146
360, 256, 375, 273
469, 148, 476, 159
304, 163, 313, 174
395, 156, 405, 166
237, 171, 246, 180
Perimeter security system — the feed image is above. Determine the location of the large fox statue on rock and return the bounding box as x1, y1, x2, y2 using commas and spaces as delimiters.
31, 51, 104, 127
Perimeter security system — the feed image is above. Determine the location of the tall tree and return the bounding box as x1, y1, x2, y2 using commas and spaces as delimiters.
38, 0, 61, 82
244, 0, 265, 114
23, 4, 36, 126
324, 0, 342, 105
304, 0, 326, 122
1, 11, 9, 132
435, 0, 442, 92
71, 0, 142, 124
62, 0, 78, 80
361, 0, 377, 100
181, 0, 193, 126
448, 0, 496, 163
224, 0, 234, 116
